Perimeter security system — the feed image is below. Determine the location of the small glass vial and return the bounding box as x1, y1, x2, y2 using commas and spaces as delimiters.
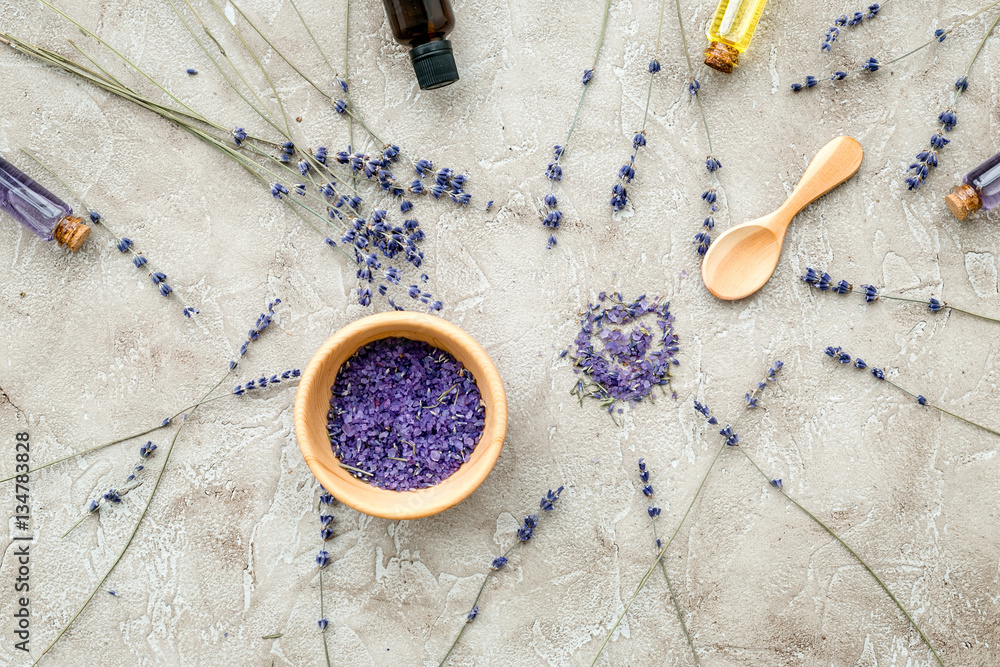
946, 150, 1000, 220
381, 0, 459, 90
0, 154, 90, 250
704, 0, 770, 73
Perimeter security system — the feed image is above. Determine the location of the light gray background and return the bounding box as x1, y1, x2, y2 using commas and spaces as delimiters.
1, 0, 998, 665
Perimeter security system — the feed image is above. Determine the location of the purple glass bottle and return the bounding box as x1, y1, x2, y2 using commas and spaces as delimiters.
0, 154, 90, 250
946, 150, 1000, 220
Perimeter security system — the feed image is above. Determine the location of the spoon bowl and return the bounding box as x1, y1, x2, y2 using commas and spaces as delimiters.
701, 222, 781, 300
701, 136, 863, 301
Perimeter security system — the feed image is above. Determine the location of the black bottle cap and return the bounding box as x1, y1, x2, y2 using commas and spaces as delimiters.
409, 40, 459, 90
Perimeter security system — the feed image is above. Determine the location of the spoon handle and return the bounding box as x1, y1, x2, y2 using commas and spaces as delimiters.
772, 136, 863, 230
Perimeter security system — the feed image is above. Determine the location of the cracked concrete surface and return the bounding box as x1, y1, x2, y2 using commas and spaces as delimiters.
1, 0, 999, 665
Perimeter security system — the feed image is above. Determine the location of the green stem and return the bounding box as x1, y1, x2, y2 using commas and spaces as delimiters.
0, 386, 240, 485
65, 38, 125, 88
170, 0, 286, 137
36, 0, 224, 132
591, 442, 725, 665
204, 0, 292, 138
960, 6, 1000, 80
0, 423, 164, 484
437, 543, 517, 667
32, 364, 236, 663
735, 447, 945, 667
826, 0, 1000, 83
832, 289, 1000, 325
883, 380, 1000, 438
319, 569, 331, 667
60, 512, 91, 539
290, 0, 335, 75
946, 305, 1000, 324
556, 0, 612, 166
651, 522, 700, 666
876, 294, 1000, 322
948, 7, 1000, 116
227, 0, 327, 96
344, 0, 355, 155
674, 0, 714, 154
34, 420, 183, 663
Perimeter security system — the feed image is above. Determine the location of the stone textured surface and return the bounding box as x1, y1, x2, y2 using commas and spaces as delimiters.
1, 0, 999, 665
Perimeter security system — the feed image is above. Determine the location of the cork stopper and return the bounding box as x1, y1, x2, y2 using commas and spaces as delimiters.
945, 183, 982, 221
52, 215, 91, 251
704, 41, 739, 74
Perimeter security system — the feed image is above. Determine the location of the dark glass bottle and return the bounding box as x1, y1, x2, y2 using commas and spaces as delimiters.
382, 0, 459, 90
0, 154, 90, 251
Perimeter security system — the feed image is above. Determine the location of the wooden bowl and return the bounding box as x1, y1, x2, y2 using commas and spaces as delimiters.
294, 311, 507, 520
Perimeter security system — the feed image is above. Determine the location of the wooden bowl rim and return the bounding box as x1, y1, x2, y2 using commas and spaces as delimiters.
294, 312, 507, 519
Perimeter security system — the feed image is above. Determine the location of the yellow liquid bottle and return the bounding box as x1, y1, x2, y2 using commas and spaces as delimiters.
704, 0, 770, 73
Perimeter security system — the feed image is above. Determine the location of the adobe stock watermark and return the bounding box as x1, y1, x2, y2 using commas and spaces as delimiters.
10, 431, 32, 653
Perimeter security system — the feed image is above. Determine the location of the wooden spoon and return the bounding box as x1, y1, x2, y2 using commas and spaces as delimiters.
700, 136, 864, 300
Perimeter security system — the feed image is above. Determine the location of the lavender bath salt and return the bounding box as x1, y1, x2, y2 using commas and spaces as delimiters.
327, 337, 486, 491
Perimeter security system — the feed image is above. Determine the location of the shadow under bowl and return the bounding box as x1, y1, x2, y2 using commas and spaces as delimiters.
294, 311, 507, 520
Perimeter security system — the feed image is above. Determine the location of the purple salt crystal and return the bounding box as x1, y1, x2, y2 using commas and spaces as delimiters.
327, 337, 485, 491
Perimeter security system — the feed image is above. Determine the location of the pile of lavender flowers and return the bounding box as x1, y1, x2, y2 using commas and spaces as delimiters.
326, 337, 485, 490
568, 293, 679, 412
271, 142, 447, 310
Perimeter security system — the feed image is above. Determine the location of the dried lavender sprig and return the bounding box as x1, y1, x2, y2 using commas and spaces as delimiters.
241, 145, 443, 311
36, 414, 192, 662
62, 296, 283, 535
906, 9, 1000, 189
233, 369, 301, 395
592, 363, 788, 664
638, 459, 700, 665
824, 346, 1000, 440
314, 488, 335, 667
437, 487, 565, 666
1, 34, 324, 237
36, 0, 225, 133
233, 298, 282, 362
18, 149, 200, 318
221, 0, 464, 187
2, 34, 433, 311
0, 383, 269, 485
241, 137, 369, 209
730, 400, 944, 665
34, 297, 283, 661
591, 402, 741, 665
699, 360, 945, 666
673, 0, 724, 256
24, 6, 435, 289
791, 0, 1000, 92
61, 441, 159, 538
820, 3, 883, 53
801, 267, 1000, 324
168, 0, 287, 138
541, 0, 613, 247
609, 0, 667, 213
